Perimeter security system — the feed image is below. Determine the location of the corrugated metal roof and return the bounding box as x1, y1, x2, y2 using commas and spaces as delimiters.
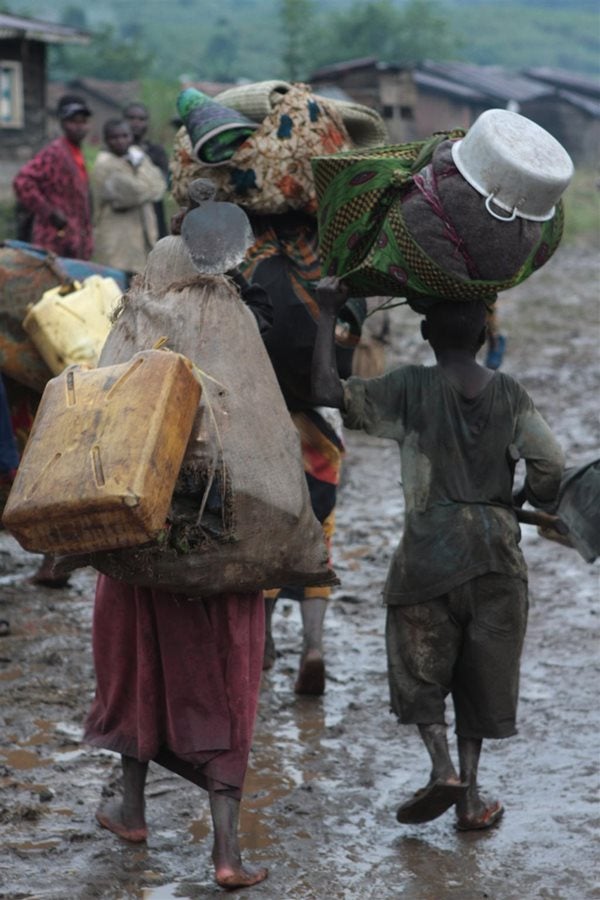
0, 12, 89, 45
310, 57, 379, 80
557, 89, 600, 118
180, 80, 236, 97
47, 78, 140, 112
524, 67, 600, 99
420, 61, 552, 102
414, 71, 487, 103
312, 85, 354, 103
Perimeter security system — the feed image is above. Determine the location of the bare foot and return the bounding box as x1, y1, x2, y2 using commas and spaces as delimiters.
28, 556, 70, 589
262, 630, 276, 671
294, 649, 325, 695
455, 794, 504, 831
95, 799, 147, 843
214, 861, 268, 889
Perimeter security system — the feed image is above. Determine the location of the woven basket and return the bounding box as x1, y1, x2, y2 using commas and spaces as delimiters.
171, 84, 354, 215
215, 81, 291, 122
312, 133, 564, 301
216, 81, 388, 150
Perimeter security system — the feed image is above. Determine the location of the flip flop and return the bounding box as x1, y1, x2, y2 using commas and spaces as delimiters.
396, 780, 468, 824
455, 800, 504, 831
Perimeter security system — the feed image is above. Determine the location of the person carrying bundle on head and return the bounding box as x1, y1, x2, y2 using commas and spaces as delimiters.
310, 109, 573, 830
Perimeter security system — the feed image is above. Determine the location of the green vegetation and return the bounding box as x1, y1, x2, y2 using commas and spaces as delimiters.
449, 3, 600, 73
139, 80, 183, 148
562, 170, 600, 247
2, 2, 597, 247
0, 200, 16, 243
51, 24, 152, 81
3, 0, 597, 82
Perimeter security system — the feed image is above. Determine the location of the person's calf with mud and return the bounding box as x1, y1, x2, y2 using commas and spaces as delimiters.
311, 275, 564, 831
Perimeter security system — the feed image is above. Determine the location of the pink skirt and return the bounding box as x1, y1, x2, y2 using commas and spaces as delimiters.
84, 574, 265, 799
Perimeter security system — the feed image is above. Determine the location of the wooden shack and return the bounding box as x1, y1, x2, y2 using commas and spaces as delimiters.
310, 57, 417, 143
310, 56, 599, 165
0, 12, 89, 197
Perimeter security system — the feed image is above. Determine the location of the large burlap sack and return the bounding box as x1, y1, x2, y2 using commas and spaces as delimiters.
312, 133, 564, 304
89, 236, 333, 597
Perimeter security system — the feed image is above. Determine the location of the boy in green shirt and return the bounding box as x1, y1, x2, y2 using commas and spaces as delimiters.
311, 277, 564, 830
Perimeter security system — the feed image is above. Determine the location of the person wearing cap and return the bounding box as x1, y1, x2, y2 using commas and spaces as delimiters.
306, 109, 572, 831
13, 94, 93, 259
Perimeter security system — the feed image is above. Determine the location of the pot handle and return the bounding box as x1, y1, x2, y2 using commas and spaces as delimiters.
485, 193, 518, 222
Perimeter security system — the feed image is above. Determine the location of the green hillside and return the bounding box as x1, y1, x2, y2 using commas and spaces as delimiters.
3, 1, 599, 81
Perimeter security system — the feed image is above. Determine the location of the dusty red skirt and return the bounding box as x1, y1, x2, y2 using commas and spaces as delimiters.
84, 574, 265, 799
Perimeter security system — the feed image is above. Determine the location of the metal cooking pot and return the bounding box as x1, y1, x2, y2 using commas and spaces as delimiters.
451, 109, 574, 222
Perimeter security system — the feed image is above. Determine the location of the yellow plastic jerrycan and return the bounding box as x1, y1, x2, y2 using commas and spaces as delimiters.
2, 349, 201, 555
22, 275, 123, 375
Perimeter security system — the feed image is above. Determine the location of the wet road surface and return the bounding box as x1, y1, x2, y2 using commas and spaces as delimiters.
0, 246, 599, 899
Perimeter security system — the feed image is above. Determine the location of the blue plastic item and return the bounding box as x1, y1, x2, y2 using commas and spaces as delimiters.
3, 240, 130, 292
485, 333, 506, 370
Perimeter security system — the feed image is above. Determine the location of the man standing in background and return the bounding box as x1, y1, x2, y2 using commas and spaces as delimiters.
91, 118, 165, 274
13, 95, 93, 259
124, 101, 170, 237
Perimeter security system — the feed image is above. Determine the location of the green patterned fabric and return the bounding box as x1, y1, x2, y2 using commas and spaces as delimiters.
312, 132, 564, 304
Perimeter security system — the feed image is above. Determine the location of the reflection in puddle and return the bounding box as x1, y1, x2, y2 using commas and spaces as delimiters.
10, 839, 61, 852
187, 817, 210, 844
0, 665, 23, 681
22, 721, 54, 746
142, 885, 179, 900
0, 719, 86, 774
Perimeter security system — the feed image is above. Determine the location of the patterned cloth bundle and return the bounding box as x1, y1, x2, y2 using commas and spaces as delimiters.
311, 132, 565, 307
171, 82, 387, 216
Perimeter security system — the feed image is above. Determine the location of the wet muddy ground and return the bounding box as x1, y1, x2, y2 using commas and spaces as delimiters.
0, 245, 599, 900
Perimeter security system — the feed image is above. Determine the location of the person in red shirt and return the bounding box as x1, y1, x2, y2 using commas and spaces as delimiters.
13, 95, 93, 260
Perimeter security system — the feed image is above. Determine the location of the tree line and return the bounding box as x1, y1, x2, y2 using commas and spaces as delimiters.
46, 0, 599, 83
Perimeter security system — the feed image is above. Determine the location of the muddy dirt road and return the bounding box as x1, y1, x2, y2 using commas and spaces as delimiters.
0, 245, 599, 900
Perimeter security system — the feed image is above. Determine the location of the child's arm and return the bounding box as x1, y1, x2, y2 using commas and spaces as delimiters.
311, 276, 350, 409
514, 397, 565, 510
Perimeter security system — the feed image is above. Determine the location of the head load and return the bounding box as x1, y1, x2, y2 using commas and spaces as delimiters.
312, 108, 574, 308
170, 82, 388, 216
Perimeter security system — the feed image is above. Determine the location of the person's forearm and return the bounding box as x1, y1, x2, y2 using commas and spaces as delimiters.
311, 308, 344, 409
13, 175, 54, 220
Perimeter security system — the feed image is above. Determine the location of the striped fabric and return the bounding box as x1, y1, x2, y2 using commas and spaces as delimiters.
265, 409, 344, 601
